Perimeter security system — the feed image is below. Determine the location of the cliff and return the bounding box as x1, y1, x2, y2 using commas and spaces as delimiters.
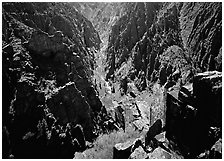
106, 2, 222, 91
2, 2, 110, 158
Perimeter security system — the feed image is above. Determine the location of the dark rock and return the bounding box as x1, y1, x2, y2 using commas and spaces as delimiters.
2, 126, 11, 159
209, 138, 222, 159
113, 137, 145, 159
145, 119, 162, 147
28, 31, 67, 55
166, 71, 222, 157
131, 137, 144, 152
178, 83, 194, 106
165, 89, 198, 156
72, 138, 81, 152
2, 2, 104, 159
113, 140, 133, 159
193, 71, 222, 127
129, 91, 136, 98
71, 124, 86, 151
159, 65, 167, 85
114, 105, 125, 130
47, 82, 93, 140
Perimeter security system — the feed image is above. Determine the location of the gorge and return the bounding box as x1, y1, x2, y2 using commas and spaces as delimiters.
2, 2, 222, 159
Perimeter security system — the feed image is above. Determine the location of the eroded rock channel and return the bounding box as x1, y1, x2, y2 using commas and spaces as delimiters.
2, 2, 222, 159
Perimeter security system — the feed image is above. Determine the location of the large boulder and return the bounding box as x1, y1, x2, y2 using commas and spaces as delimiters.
147, 147, 172, 159
114, 105, 125, 130
165, 71, 222, 157
113, 137, 144, 159
166, 87, 198, 156
193, 71, 222, 127
129, 146, 147, 159
147, 147, 183, 159
145, 119, 162, 147
155, 132, 166, 142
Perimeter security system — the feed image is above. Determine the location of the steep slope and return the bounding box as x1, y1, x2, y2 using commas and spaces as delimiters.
72, 2, 128, 41
106, 2, 222, 91
2, 2, 112, 158
102, 2, 222, 159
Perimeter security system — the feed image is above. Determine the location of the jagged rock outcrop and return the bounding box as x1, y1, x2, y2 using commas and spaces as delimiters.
106, 2, 221, 91
165, 71, 222, 158
106, 3, 161, 81
193, 71, 222, 127
113, 120, 183, 159
72, 2, 128, 39
145, 119, 162, 147
2, 2, 108, 159
46, 82, 93, 140
129, 146, 147, 159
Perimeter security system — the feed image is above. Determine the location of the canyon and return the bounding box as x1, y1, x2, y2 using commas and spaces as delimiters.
2, 2, 222, 159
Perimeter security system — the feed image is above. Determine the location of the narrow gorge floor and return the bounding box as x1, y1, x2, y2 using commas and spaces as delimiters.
74, 36, 167, 159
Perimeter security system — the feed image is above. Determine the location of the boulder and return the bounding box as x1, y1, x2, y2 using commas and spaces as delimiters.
113, 137, 144, 159
145, 119, 162, 147
209, 138, 222, 159
133, 119, 148, 131
129, 146, 147, 159
113, 140, 133, 159
114, 105, 125, 130
131, 137, 145, 152
135, 101, 148, 118
147, 146, 183, 159
193, 71, 222, 127
147, 147, 172, 159
165, 89, 198, 156
159, 66, 167, 85
74, 152, 87, 159
166, 71, 222, 157
155, 132, 166, 142
129, 91, 136, 98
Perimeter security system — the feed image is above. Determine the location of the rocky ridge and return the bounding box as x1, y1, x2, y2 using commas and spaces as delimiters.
106, 2, 222, 91
2, 2, 113, 158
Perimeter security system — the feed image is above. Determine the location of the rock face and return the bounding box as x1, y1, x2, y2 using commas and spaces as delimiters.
165, 71, 222, 158
2, 2, 107, 159
106, 2, 221, 91
193, 71, 222, 127
47, 83, 93, 139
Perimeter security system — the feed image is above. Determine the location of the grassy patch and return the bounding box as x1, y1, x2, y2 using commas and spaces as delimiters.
77, 126, 143, 159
